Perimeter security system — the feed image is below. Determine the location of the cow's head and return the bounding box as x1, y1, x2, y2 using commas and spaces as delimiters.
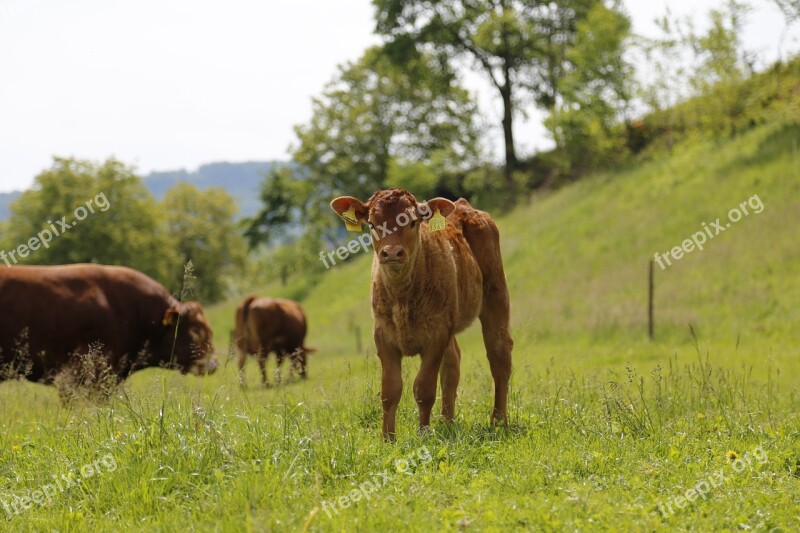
160, 301, 218, 375
331, 188, 455, 276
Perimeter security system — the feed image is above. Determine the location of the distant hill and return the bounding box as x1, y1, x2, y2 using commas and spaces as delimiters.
0, 161, 278, 221
0, 191, 22, 220
144, 161, 278, 219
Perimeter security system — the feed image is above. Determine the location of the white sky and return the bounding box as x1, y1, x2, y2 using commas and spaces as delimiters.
1, 0, 797, 192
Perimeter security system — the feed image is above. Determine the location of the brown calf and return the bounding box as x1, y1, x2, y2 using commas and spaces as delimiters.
331, 188, 513, 439
234, 296, 313, 386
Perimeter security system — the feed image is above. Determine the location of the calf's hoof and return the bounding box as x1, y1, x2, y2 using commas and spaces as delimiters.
490, 411, 508, 427
417, 425, 435, 437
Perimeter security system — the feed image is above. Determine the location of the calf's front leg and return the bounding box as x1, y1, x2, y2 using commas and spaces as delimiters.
258, 353, 269, 386
376, 334, 403, 441
236, 350, 248, 389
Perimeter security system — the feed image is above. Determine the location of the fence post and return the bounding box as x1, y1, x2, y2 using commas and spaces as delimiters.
354, 324, 362, 354
648, 259, 655, 341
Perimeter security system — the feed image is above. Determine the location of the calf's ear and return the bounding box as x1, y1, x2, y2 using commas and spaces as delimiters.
422, 197, 456, 218
330, 196, 369, 231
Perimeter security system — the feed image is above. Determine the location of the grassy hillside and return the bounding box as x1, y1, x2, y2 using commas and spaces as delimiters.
1, 120, 798, 531
211, 119, 800, 373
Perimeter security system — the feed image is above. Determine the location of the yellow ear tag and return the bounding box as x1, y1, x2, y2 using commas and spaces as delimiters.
342, 206, 361, 232
429, 209, 446, 232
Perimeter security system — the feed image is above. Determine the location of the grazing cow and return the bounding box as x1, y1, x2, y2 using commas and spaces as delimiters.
0, 264, 218, 384
331, 188, 513, 439
234, 296, 313, 386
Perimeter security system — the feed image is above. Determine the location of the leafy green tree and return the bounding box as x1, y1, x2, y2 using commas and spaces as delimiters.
637, 9, 695, 152
373, 0, 628, 183
243, 165, 310, 248
546, 2, 633, 170
161, 183, 246, 303
686, 1, 753, 137
635, 2, 759, 150
246, 45, 480, 247
689, 1, 751, 90
772, 0, 800, 62
2, 157, 175, 284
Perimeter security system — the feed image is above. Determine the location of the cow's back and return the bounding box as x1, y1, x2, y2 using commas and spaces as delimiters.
0, 264, 170, 382
244, 298, 307, 353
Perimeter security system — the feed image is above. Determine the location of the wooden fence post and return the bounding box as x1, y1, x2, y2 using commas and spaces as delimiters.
648, 259, 655, 341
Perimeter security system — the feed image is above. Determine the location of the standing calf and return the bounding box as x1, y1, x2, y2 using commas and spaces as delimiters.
234, 296, 313, 386
331, 188, 513, 439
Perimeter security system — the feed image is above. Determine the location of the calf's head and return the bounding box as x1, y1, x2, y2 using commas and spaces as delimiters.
160, 302, 218, 375
331, 189, 455, 274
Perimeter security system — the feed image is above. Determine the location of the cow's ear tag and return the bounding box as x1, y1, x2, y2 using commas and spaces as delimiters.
163, 311, 176, 326
429, 209, 446, 232
342, 206, 362, 232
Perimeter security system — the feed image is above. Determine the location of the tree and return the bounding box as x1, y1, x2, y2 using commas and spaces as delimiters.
546, 1, 633, 170
687, 0, 753, 137
245, 45, 480, 247
243, 164, 310, 248
637, 9, 694, 151
773, 0, 800, 62
2, 157, 176, 284
689, 1, 751, 90
372, 0, 623, 183
161, 183, 246, 303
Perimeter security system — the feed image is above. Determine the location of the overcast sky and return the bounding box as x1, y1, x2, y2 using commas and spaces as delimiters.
1, 0, 796, 192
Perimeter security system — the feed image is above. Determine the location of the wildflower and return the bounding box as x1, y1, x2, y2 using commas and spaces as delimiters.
726, 450, 738, 461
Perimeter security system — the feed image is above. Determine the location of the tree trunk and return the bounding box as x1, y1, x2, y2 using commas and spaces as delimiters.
500, 82, 517, 186
500, 8, 517, 188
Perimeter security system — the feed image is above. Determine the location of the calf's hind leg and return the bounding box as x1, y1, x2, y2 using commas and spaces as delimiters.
275, 351, 287, 385
480, 301, 512, 424
458, 204, 513, 424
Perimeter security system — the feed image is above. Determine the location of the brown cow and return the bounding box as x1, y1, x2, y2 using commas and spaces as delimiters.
0, 264, 217, 384
234, 296, 313, 386
331, 188, 513, 439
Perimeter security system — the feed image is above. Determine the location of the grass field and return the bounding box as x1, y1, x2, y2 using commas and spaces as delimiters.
1, 120, 799, 531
